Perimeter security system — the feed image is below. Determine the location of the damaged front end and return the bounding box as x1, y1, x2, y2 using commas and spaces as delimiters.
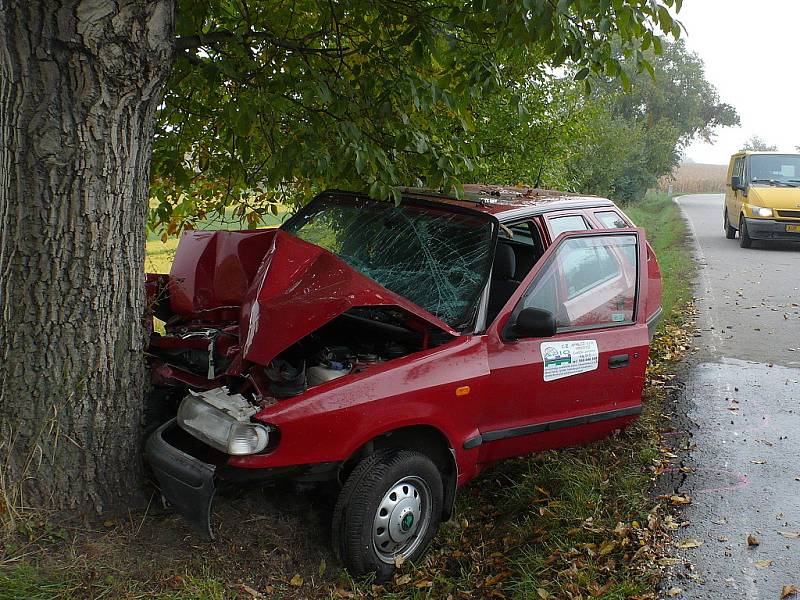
146, 388, 273, 539
143, 204, 491, 535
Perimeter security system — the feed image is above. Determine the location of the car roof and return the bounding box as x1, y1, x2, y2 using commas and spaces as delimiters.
398, 184, 616, 221
733, 151, 800, 157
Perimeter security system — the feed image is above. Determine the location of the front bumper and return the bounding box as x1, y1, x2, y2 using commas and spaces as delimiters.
744, 218, 800, 241
146, 419, 217, 540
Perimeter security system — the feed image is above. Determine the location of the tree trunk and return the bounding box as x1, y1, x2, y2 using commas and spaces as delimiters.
0, 1, 174, 515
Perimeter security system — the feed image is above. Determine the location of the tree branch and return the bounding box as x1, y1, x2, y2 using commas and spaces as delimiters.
174, 28, 349, 54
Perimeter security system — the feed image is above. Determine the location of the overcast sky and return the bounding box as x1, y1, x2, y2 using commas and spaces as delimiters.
679, 0, 800, 165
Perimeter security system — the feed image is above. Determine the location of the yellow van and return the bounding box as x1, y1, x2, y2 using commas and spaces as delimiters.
724, 151, 800, 248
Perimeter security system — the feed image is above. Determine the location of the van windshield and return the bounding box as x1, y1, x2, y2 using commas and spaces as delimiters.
749, 154, 800, 187
283, 195, 495, 329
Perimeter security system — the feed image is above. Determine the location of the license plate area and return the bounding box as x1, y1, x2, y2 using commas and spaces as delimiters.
786, 224, 800, 233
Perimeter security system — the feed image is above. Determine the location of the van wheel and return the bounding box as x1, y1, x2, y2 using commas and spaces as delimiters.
724, 209, 736, 239
332, 449, 442, 581
739, 215, 753, 248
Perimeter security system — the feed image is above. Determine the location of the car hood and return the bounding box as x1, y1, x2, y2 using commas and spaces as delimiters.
239, 230, 459, 364
166, 228, 458, 366
749, 186, 800, 209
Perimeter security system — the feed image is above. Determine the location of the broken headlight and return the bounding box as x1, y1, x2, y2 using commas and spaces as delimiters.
177, 395, 270, 455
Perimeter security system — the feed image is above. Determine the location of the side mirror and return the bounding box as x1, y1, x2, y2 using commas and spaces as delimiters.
508, 307, 557, 339
731, 175, 743, 191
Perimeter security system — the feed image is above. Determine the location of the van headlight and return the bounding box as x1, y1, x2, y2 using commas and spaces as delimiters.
752, 206, 773, 218
177, 395, 270, 455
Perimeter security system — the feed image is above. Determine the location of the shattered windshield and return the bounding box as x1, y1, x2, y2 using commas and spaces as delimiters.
283, 195, 495, 329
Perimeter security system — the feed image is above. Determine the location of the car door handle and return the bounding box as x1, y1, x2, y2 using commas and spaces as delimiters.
608, 354, 630, 369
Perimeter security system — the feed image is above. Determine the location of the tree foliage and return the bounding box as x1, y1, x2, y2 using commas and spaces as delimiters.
741, 135, 777, 152
468, 39, 738, 202
152, 0, 685, 231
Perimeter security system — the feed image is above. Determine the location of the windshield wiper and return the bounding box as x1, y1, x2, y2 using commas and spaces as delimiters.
751, 178, 797, 187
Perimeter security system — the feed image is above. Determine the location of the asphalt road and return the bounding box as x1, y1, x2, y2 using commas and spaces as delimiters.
661, 194, 800, 599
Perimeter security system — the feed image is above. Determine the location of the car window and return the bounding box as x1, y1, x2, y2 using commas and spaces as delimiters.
507, 223, 535, 245
594, 211, 629, 229
732, 157, 744, 181
548, 215, 589, 238
518, 234, 638, 330
749, 154, 800, 185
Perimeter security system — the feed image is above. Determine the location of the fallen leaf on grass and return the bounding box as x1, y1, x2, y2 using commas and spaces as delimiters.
394, 574, 412, 586
675, 538, 703, 549
748, 534, 760, 546
666, 587, 683, 597
755, 560, 773, 569
289, 574, 303, 587
240, 584, 265, 599
779, 532, 800, 539
537, 588, 550, 599
394, 554, 406, 567
658, 557, 683, 566
781, 585, 798, 599
599, 539, 617, 556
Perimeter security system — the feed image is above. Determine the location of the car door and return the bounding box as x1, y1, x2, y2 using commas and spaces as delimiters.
474, 229, 650, 464
727, 155, 745, 219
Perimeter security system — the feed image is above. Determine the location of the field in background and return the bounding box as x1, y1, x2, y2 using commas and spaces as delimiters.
145, 208, 290, 273
657, 162, 728, 195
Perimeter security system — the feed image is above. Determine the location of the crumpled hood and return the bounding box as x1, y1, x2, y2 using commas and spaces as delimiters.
239, 230, 458, 365
166, 228, 458, 366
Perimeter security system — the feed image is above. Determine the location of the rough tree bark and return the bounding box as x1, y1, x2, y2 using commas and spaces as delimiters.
0, 1, 174, 515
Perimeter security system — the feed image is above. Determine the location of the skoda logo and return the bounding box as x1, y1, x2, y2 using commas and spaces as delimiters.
400, 513, 414, 532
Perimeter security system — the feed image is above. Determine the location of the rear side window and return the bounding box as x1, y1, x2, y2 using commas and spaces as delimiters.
594, 211, 629, 229
547, 215, 589, 238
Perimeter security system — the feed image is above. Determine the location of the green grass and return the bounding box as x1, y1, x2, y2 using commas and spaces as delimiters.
623, 191, 694, 325
4, 190, 694, 599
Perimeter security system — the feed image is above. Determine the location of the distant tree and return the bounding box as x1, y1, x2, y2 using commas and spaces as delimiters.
569, 40, 739, 201
741, 136, 777, 152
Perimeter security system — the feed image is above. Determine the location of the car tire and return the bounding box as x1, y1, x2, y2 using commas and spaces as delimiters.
332, 448, 443, 581
724, 209, 736, 239
739, 215, 753, 248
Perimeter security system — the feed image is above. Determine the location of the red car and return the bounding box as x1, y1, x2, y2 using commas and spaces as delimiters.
145, 186, 662, 579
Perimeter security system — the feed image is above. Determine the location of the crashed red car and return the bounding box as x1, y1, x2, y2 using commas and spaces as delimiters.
145, 186, 662, 579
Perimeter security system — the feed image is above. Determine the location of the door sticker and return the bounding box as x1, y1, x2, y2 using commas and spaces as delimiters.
540, 340, 599, 382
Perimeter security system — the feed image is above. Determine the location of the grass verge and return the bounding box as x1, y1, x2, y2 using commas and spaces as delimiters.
2, 191, 695, 599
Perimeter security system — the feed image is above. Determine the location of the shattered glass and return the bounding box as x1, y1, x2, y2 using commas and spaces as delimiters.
283, 196, 495, 329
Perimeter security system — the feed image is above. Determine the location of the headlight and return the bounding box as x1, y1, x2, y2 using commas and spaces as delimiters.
177, 395, 270, 455
752, 206, 773, 217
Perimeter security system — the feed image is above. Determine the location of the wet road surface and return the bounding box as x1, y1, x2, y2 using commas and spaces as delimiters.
661, 194, 800, 599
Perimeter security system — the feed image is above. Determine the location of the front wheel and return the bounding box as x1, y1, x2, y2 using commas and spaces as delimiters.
739, 215, 753, 248
332, 449, 443, 581
724, 209, 736, 239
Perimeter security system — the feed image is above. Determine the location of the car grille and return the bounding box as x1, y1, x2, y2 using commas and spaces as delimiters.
776, 210, 800, 219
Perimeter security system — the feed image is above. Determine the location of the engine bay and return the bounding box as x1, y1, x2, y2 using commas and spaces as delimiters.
147, 306, 445, 415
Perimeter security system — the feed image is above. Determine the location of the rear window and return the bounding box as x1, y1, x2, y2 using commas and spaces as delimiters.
548, 215, 589, 238
595, 211, 629, 229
